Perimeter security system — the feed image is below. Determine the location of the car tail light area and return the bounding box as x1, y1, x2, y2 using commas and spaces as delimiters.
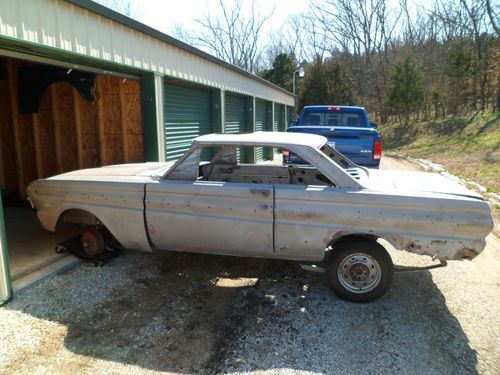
373, 141, 382, 160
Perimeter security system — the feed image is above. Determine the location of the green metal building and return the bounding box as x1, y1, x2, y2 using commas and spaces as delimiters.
0, 0, 295, 304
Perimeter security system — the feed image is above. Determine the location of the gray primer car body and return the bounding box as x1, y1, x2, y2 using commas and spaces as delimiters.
27, 132, 493, 262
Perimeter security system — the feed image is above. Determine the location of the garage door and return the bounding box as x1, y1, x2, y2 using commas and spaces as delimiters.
225, 93, 247, 162
225, 94, 246, 134
255, 100, 268, 163
275, 103, 286, 132
273, 103, 279, 132
164, 82, 212, 161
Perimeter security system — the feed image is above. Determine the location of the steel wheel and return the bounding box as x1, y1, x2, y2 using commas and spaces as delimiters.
326, 239, 394, 302
337, 253, 382, 294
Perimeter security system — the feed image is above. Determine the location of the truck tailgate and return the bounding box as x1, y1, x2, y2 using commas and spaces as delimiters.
288, 126, 378, 165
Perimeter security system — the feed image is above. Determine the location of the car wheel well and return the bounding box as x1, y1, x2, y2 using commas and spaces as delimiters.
328, 233, 378, 247
56, 209, 102, 230
326, 234, 378, 257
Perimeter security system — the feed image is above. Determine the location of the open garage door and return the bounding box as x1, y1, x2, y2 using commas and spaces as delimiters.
0, 58, 144, 203
0, 56, 145, 297
164, 82, 213, 161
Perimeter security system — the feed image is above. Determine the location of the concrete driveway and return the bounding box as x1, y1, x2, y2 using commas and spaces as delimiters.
0, 157, 498, 375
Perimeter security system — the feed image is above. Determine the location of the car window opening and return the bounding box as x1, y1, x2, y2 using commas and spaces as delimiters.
186, 145, 337, 187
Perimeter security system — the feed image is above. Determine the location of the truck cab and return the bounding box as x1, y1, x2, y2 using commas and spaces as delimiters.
286, 105, 382, 167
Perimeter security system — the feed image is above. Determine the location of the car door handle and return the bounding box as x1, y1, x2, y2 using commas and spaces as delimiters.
250, 188, 270, 197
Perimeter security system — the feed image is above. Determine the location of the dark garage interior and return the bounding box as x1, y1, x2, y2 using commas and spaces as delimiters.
0, 56, 144, 284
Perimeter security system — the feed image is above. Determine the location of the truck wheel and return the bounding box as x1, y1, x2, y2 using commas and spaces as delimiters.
326, 239, 393, 302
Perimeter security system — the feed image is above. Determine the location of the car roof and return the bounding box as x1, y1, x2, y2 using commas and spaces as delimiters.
193, 131, 327, 149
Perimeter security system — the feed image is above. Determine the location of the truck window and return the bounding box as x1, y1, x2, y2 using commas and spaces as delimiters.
301, 110, 365, 127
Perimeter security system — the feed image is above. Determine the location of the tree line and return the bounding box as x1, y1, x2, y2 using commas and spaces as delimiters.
260, 0, 500, 124
99, 0, 499, 124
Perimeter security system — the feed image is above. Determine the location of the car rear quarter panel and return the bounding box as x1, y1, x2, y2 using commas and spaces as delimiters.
274, 185, 493, 261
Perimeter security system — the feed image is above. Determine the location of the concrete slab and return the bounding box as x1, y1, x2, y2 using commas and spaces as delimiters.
4, 207, 80, 280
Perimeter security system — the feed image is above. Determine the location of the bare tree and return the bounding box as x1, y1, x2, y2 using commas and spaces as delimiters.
309, 0, 400, 57
486, 0, 500, 37
191, 0, 273, 73
306, 0, 401, 121
93, 0, 140, 18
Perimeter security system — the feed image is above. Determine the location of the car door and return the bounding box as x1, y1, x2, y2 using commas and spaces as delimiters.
273, 184, 349, 262
145, 179, 274, 256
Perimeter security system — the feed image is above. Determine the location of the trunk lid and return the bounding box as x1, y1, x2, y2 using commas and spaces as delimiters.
366, 170, 483, 199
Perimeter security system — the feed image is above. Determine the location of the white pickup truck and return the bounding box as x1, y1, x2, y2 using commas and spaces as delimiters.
27, 132, 493, 302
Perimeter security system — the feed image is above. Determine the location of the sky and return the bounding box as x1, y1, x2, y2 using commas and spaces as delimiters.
130, 0, 310, 37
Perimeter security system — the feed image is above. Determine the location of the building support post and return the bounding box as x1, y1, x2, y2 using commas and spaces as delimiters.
140, 72, 159, 162
211, 88, 223, 133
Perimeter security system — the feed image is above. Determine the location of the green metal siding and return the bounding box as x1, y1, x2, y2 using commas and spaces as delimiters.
225, 94, 248, 162
255, 100, 267, 162
164, 82, 212, 161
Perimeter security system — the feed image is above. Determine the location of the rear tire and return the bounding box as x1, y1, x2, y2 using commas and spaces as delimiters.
326, 239, 393, 302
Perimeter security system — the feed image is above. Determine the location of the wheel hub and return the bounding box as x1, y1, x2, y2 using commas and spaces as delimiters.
81, 228, 105, 256
338, 253, 382, 294
348, 263, 370, 282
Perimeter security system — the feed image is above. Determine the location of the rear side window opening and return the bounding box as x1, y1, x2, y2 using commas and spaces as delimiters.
301, 110, 365, 127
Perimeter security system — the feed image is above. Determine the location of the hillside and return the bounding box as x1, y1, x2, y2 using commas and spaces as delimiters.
381, 113, 500, 193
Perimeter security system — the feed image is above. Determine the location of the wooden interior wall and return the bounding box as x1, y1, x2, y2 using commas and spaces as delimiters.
0, 58, 144, 202
96, 76, 144, 166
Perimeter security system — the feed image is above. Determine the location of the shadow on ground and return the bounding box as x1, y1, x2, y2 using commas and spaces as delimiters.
6, 251, 478, 374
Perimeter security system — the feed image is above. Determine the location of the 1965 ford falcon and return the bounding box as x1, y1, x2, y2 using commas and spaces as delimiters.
26, 132, 493, 302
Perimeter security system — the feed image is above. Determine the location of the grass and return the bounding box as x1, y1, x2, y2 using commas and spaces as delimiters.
380, 112, 500, 193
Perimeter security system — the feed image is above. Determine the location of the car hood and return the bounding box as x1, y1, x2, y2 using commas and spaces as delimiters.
364, 170, 483, 199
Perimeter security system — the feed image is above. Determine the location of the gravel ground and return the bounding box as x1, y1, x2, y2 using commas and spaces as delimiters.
0, 157, 499, 375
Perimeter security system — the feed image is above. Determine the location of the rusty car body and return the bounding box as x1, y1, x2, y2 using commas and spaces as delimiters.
27, 132, 493, 302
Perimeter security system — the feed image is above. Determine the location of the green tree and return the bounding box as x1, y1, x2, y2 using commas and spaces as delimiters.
259, 53, 296, 92
298, 56, 329, 109
386, 56, 425, 125
445, 44, 473, 114
298, 56, 354, 110
325, 60, 355, 105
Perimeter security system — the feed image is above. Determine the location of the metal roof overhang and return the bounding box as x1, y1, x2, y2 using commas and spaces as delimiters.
0, 0, 295, 105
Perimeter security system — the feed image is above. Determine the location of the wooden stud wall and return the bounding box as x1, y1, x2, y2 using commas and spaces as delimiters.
0, 58, 144, 201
